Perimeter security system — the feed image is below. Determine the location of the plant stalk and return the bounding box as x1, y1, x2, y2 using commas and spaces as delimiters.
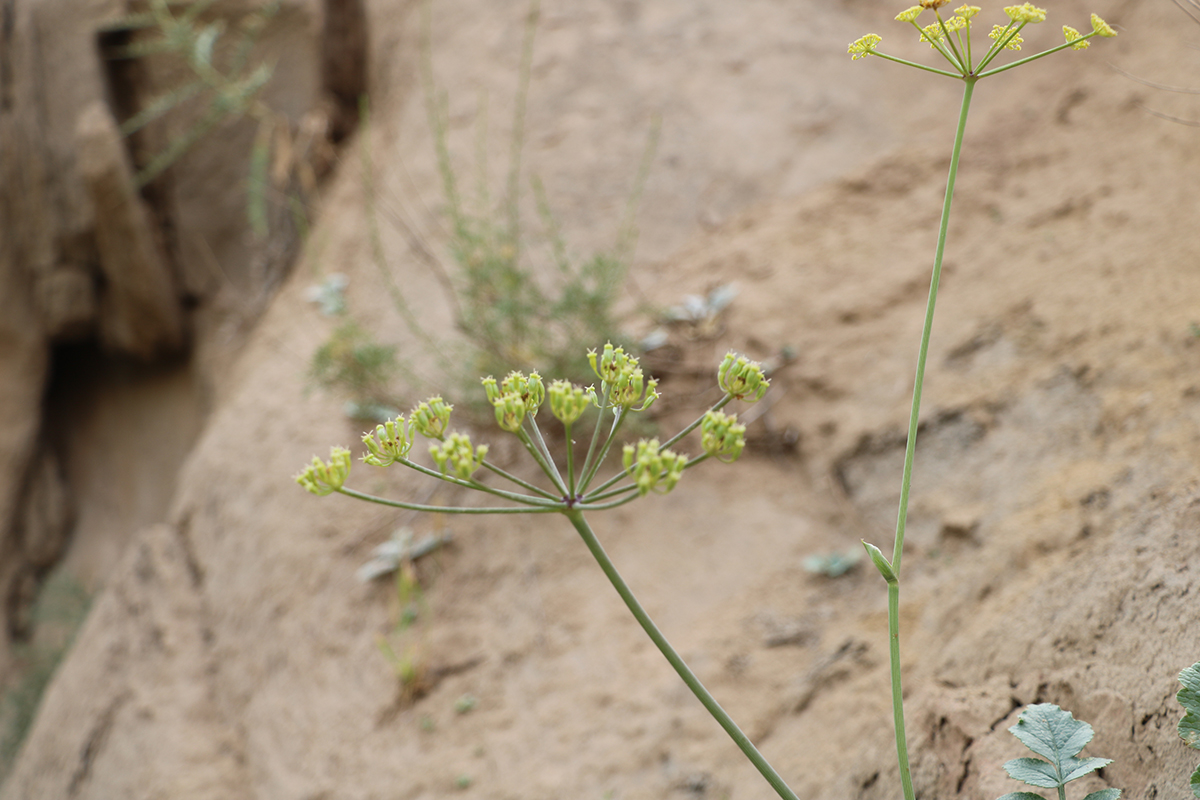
565, 510, 799, 800
888, 75, 976, 800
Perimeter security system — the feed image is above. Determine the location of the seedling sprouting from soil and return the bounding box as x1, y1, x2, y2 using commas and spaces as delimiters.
849, 5, 1116, 798
996, 704, 1120, 800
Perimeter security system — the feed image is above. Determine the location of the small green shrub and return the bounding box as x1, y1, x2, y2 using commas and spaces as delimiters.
308, 320, 400, 421
99, 0, 303, 237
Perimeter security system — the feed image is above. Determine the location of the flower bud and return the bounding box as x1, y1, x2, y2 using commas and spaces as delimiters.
411, 396, 452, 439
295, 446, 352, 495
481, 376, 501, 404
954, 5, 980, 19
588, 343, 633, 385
549, 380, 589, 425
362, 416, 413, 467
500, 370, 545, 417
430, 433, 488, 480
622, 439, 687, 496
493, 392, 527, 433
717, 352, 770, 402
895, 6, 923, 22
701, 410, 746, 464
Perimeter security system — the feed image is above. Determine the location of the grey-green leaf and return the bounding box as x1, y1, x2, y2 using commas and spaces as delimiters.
1010, 703, 1094, 763
997, 793, 1047, 800
1062, 756, 1112, 783
1004, 758, 1061, 789
1081, 789, 1121, 800
1179, 663, 1200, 749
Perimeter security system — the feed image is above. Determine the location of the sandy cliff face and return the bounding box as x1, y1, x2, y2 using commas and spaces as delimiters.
5, 0, 1200, 797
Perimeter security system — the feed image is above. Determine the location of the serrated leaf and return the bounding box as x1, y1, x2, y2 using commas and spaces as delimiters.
1010, 703, 1094, 762
1178, 663, 1200, 749
1062, 756, 1112, 783
1003, 704, 1116, 794
1081, 789, 1121, 800
997, 793, 1047, 800
1004, 758, 1062, 789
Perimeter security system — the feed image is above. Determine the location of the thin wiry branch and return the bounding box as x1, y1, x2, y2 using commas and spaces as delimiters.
1109, 62, 1200, 95
1139, 105, 1200, 127
1172, 0, 1200, 27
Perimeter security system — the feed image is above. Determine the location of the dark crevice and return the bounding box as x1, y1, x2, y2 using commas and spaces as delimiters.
320, 0, 368, 142
0, 0, 14, 111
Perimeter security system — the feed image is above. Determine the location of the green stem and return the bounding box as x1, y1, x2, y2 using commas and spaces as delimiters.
337, 486, 559, 514
564, 420, 577, 496
481, 460, 559, 499
564, 510, 800, 800
870, 50, 963, 79
977, 33, 1100, 78
516, 427, 568, 496
578, 406, 628, 493
887, 75, 975, 800
398, 457, 559, 507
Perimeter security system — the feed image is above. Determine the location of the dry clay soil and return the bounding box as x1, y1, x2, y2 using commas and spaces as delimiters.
6, 0, 1200, 798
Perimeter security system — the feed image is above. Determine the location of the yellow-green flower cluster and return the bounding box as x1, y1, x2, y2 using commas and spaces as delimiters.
430, 433, 488, 480
362, 416, 413, 466
1090, 13, 1116, 36
717, 353, 769, 402
920, 22, 946, 47
896, 6, 923, 22
482, 371, 545, 433
989, 23, 1023, 49
1062, 25, 1088, 49
1004, 2, 1046, 23
587, 343, 659, 410
623, 439, 688, 496
701, 411, 746, 464
548, 379, 589, 425
411, 396, 453, 439
848, 33, 883, 59
296, 446, 352, 495
955, 5, 981, 19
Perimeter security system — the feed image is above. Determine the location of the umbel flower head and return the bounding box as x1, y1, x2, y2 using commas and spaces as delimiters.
701, 410, 746, 464
430, 432, 488, 480
296, 446, 352, 495
849, 3, 1115, 74
623, 439, 688, 496
587, 343, 659, 411
548, 379, 589, 425
411, 396, 452, 439
849, 33, 882, 60
718, 352, 769, 402
362, 416, 413, 467
1004, 2, 1046, 23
